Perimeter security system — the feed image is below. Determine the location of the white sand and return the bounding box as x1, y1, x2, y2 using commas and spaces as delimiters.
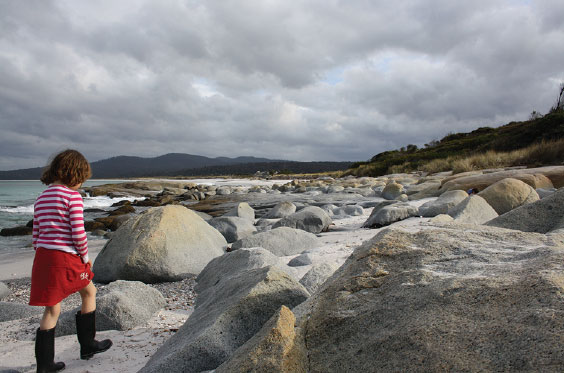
0, 239, 107, 281
0, 202, 436, 372
0, 309, 192, 373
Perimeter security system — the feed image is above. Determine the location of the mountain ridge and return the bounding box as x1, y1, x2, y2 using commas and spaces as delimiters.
0, 153, 350, 179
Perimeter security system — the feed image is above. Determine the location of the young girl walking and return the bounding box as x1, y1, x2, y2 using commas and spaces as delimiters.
30, 149, 112, 372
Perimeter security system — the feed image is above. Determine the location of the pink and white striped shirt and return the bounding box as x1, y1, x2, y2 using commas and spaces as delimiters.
32, 184, 89, 263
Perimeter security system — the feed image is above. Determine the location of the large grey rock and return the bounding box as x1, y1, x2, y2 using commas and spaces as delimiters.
0, 282, 10, 300
214, 306, 308, 373
231, 227, 319, 256
216, 186, 232, 195
486, 188, 564, 233
294, 225, 564, 372
447, 195, 499, 224
272, 206, 332, 234
57, 280, 165, 336
405, 180, 442, 196
348, 187, 376, 197
536, 188, 556, 199
327, 185, 345, 193
265, 201, 297, 219
320, 204, 338, 217
333, 205, 364, 217
162, 187, 187, 196
299, 262, 339, 294
195, 248, 298, 294
0, 302, 43, 322
224, 202, 255, 221
93, 205, 227, 283
360, 200, 396, 209
140, 266, 309, 373
429, 214, 454, 224
208, 216, 257, 243
288, 253, 313, 267
478, 178, 540, 215
254, 218, 279, 232
362, 202, 418, 228
382, 182, 404, 200
408, 182, 442, 200
418, 190, 469, 217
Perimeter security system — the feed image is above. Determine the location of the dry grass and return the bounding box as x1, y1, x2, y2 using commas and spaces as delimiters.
388, 163, 410, 174
345, 138, 564, 177
420, 158, 452, 174
420, 138, 564, 175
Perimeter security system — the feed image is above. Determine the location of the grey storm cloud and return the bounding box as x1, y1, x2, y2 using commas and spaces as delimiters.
0, 0, 563, 170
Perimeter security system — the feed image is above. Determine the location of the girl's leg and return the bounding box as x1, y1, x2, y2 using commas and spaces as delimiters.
40, 303, 61, 330
78, 281, 96, 314
36, 303, 65, 371
75, 282, 112, 359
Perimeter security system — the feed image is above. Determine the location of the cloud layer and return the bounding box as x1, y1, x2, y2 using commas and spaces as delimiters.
1, 0, 563, 170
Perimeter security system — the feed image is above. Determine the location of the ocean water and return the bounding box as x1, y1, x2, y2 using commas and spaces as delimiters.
0, 180, 138, 254
0, 177, 288, 255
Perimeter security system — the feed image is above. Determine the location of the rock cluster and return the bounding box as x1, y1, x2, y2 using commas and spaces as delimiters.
140, 266, 309, 373
273, 206, 332, 233
3, 166, 564, 372
231, 227, 319, 256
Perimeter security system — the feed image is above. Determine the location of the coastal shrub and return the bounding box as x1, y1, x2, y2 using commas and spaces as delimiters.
346, 112, 564, 177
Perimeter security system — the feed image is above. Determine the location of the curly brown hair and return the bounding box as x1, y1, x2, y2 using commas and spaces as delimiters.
40, 149, 92, 186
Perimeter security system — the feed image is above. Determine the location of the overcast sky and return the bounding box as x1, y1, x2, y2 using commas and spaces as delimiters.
1, 0, 563, 170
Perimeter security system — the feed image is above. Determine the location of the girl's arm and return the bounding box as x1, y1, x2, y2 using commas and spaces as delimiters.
69, 192, 89, 264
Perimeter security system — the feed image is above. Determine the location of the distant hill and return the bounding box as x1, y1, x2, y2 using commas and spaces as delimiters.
0, 153, 351, 179
0, 153, 282, 179
88, 153, 282, 178
347, 112, 564, 176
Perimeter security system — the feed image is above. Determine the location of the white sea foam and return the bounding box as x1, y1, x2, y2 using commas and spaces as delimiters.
83, 195, 142, 209
151, 178, 291, 187
0, 205, 34, 214
0, 196, 142, 215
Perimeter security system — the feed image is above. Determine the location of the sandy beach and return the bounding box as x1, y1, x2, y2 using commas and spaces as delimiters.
2, 169, 562, 372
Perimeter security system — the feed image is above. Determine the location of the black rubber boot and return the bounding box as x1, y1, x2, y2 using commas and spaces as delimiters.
35, 327, 65, 373
75, 311, 113, 360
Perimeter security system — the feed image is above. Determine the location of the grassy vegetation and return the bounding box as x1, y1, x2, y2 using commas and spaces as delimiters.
346, 112, 564, 177
415, 138, 564, 174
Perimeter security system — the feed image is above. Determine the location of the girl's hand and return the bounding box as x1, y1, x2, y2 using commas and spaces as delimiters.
88, 259, 93, 268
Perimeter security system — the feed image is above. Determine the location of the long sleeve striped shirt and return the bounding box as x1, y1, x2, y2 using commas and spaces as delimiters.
32, 184, 89, 263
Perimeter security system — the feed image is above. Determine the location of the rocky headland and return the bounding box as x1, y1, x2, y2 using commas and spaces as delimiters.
1, 165, 564, 372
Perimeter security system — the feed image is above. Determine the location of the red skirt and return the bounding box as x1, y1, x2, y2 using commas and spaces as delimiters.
29, 247, 94, 306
